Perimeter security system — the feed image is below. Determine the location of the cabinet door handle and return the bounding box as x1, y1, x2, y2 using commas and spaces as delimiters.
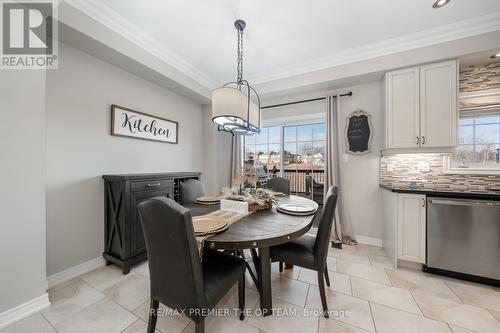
146, 183, 161, 187
422, 198, 426, 207
422, 136, 426, 145
416, 136, 420, 145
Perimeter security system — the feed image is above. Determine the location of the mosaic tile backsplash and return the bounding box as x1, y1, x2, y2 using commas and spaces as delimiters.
459, 61, 500, 93
380, 154, 500, 192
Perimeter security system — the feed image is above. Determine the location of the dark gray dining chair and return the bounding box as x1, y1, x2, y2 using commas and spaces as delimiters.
137, 197, 246, 333
266, 176, 291, 195
270, 187, 338, 318
180, 179, 204, 204
305, 175, 324, 204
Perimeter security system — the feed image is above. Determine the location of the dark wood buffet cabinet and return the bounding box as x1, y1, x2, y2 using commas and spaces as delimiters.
102, 172, 201, 274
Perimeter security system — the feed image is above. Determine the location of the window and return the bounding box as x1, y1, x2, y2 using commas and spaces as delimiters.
448, 115, 500, 171
244, 126, 281, 175
283, 124, 325, 193
282, 123, 327, 172
244, 123, 326, 197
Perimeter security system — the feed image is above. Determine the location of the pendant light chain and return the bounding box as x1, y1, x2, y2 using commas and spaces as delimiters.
237, 28, 244, 86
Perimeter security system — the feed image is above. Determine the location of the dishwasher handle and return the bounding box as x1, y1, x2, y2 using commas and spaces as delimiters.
429, 199, 500, 207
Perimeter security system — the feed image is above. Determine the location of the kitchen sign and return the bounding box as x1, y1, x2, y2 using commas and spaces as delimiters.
111, 105, 178, 144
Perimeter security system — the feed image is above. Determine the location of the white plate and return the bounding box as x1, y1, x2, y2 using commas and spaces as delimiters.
192, 216, 227, 234
196, 196, 220, 203
278, 203, 316, 213
277, 207, 317, 216
195, 200, 220, 205
268, 191, 286, 197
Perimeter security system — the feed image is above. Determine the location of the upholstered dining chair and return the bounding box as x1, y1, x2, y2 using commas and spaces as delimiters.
305, 175, 325, 204
137, 197, 246, 333
266, 176, 291, 195
270, 186, 338, 318
180, 179, 204, 204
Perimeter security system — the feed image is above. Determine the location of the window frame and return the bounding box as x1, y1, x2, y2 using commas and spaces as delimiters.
444, 113, 500, 175
243, 122, 326, 178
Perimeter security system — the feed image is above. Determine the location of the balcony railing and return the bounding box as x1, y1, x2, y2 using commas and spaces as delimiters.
267, 169, 325, 194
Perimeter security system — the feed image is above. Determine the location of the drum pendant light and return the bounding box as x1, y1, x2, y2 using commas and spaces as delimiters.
211, 20, 261, 136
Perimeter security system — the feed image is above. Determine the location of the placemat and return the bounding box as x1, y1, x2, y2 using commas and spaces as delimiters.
195, 210, 249, 258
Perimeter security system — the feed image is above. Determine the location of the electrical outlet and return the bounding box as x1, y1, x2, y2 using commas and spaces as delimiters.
417, 161, 430, 172
342, 154, 349, 162
387, 163, 395, 172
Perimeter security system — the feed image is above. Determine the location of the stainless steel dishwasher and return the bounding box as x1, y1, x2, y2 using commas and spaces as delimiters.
426, 197, 500, 285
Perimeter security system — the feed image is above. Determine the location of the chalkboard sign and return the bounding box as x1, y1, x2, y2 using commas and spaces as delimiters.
345, 110, 372, 155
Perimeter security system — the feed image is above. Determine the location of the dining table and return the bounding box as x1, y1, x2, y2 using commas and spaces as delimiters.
185, 195, 318, 316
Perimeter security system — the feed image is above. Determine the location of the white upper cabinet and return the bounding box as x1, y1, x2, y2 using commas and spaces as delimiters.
386, 67, 420, 148
419, 61, 457, 148
385, 60, 458, 150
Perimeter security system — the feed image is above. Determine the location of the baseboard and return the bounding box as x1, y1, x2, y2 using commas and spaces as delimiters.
355, 235, 383, 247
0, 293, 50, 330
397, 259, 423, 271
47, 257, 105, 289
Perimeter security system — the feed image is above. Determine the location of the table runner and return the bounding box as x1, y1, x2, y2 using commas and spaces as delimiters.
195, 210, 249, 257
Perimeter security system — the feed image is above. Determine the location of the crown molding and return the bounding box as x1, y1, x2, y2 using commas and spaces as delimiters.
247, 11, 500, 84
64, 0, 217, 89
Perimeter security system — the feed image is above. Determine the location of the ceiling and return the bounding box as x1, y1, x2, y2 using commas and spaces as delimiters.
80, 0, 500, 88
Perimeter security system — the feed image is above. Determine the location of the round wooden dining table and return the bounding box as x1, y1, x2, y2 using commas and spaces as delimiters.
187, 195, 318, 316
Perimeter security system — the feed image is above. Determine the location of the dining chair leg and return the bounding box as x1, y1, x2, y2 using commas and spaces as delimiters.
324, 265, 331, 287
317, 271, 329, 318
279, 261, 283, 272
147, 298, 159, 333
195, 319, 205, 333
238, 273, 245, 321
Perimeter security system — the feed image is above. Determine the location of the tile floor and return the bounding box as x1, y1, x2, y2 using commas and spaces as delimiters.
2, 244, 500, 333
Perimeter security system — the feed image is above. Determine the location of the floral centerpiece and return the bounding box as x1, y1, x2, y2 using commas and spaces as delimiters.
221, 187, 278, 212
224, 159, 278, 212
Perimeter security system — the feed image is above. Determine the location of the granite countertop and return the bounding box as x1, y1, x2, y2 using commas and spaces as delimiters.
380, 184, 500, 200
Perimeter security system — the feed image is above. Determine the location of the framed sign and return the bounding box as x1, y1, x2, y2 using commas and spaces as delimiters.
111, 105, 178, 144
345, 109, 372, 155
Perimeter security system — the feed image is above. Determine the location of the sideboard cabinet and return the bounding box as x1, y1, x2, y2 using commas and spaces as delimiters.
103, 172, 201, 274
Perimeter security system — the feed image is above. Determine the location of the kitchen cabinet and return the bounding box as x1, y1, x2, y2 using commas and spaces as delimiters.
386, 67, 420, 148
419, 61, 457, 148
397, 193, 426, 263
382, 189, 427, 266
384, 60, 457, 150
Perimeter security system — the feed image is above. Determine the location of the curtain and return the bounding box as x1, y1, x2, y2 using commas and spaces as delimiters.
325, 95, 357, 246
230, 135, 242, 188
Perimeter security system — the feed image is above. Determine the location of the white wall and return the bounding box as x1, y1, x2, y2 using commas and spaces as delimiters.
337, 82, 383, 241
46, 43, 204, 276
0, 71, 48, 313
201, 105, 232, 195
261, 82, 383, 242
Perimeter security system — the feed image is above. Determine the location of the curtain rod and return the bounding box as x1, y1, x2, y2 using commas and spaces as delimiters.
261, 91, 352, 110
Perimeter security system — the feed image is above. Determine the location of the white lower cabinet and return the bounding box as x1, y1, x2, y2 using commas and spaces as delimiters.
397, 194, 426, 263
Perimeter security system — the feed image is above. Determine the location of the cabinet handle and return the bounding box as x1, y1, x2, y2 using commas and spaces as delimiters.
416, 136, 420, 145
422, 198, 426, 207
146, 183, 161, 187
422, 136, 426, 145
